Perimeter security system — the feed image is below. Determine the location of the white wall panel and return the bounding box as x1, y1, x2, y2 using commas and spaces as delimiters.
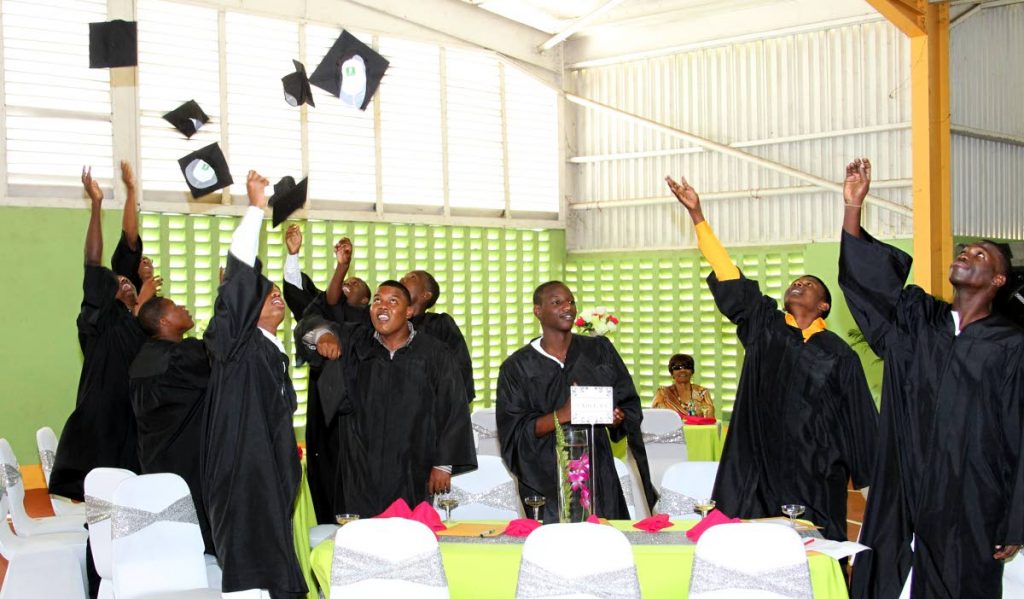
568, 21, 913, 251
952, 135, 1024, 241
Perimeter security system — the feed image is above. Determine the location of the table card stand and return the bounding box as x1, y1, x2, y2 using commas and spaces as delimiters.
570, 386, 613, 520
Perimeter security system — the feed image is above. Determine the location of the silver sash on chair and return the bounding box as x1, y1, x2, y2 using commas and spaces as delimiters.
689, 556, 813, 599
38, 449, 55, 478
331, 545, 448, 588
618, 476, 634, 507
111, 495, 199, 539
85, 495, 115, 525
1, 463, 21, 490
472, 423, 498, 440
641, 428, 686, 445
653, 487, 697, 517
516, 559, 640, 599
450, 480, 519, 512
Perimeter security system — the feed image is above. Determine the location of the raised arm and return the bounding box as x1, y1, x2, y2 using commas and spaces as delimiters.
842, 158, 871, 237
120, 160, 139, 250
666, 175, 739, 281
229, 170, 269, 266
83, 166, 104, 266
325, 237, 353, 307
283, 224, 303, 289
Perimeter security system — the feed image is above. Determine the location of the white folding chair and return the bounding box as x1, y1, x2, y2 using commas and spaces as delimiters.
0, 438, 86, 535
689, 522, 812, 599
641, 408, 687, 489
441, 455, 523, 520
110, 473, 220, 599
330, 518, 449, 599
36, 426, 86, 517
471, 408, 500, 457
1005, 556, 1024, 597
84, 468, 137, 599
656, 461, 719, 520
0, 483, 87, 599
515, 522, 640, 599
613, 457, 646, 519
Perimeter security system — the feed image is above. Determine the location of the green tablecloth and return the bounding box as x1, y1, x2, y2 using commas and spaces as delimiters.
292, 460, 318, 599
309, 520, 848, 598
611, 424, 727, 461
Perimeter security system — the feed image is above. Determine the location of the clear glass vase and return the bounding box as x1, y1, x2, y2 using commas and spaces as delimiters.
557, 427, 593, 523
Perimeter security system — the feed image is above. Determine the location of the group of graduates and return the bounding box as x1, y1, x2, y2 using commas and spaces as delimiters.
44, 156, 1023, 599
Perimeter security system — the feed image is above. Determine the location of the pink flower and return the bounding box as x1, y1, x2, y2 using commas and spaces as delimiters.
608, 315, 619, 325
575, 317, 586, 326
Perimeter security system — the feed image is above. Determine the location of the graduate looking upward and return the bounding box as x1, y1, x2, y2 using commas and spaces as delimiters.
840, 158, 1024, 599
130, 297, 214, 555
110, 160, 160, 310
324, 235, 371, 310
664, 174, 877, 544
400, 269, 475, 401
281, 224, 322, 320
201, 170, 307, 598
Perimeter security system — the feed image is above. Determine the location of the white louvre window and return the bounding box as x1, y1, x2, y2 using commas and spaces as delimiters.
445, 47, 504, 212
137, 0, 220, 199
2, 0, 112, 194
224, 12, 302, 195
378, 37, 443, 210
504, 64, 559, 214
305, 25, 376, 209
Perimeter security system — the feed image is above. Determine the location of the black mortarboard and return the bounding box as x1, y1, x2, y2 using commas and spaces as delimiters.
310, 31, 389, 111
177, 143, 233, 198
268, 176, 308, 227
162, 100, 209, 138
89, 20, 137, 69
282, 60, 315, 108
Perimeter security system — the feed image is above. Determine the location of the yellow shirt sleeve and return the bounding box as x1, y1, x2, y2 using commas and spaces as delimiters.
695, 221, 740, 281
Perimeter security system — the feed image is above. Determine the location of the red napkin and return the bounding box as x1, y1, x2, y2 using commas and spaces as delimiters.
503, 519, 542, 537
633, 513, 673, 532
374, 498, 414, 519
685, 509, 740, 542
410, 501, 447, 532
683, 416, 717, 425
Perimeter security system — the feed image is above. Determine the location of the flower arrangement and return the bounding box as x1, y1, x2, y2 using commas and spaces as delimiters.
574, 307, 620, 336
567, 453, 591, 510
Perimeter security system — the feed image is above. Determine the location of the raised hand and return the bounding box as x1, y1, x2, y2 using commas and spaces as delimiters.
82, 166, 103, 204
335, 237, 353, 266
120, 160, 135, 191
665, 175, 700, 211
285, 225, 302, 255
843, 158, 871, 208
246, 170, 270, 208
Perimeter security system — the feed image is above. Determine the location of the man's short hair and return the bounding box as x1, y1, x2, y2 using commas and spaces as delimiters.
980, 239, 1013, 278
415, 270, 440, 309
802, 274, 833, 320
136, 297, 170, 337
533, 281, 567, 306
667, 353, 695, 374
378, 280, 412, 304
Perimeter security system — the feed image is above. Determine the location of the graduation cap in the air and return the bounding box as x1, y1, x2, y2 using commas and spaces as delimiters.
268, 176, 308, 227
177, 143, 233, 198
310, 31, 389, 111
282, 60, 315, 108
163, 100, 209, 138
89, 20, 137, 69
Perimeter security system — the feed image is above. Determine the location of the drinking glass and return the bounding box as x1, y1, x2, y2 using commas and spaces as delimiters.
694, 498, 716, 519
335, 513, 359, 526
436, 492, 459, 522
781, 504, 806, 528
525, 495, 545, 521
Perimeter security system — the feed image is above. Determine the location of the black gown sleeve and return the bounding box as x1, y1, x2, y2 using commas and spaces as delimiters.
429, 348, 477, 474
77, 264, 120, 352
1001, 349, 1024, 544
835, 348, 878, 489
283, 272, 321, 321
437, 313, 476, 401
706, 273, 778, 347
203, 254, 272, 362
496, 354, 557, 497
111, 230, 144, 292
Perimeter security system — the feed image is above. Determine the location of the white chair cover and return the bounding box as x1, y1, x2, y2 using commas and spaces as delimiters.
309, 523, 340, 549
85, 467, 137, 599
656, 461, 718, 520
0, 438, 86, 535
689, 522, 812, 599
471, 408, 500, 457
1005, 556, 1024, 597
331, 518, 449, 599
516, 522, 640, 599
37, 426, 86, 517
110, 473, 220, 599
613, 457, 642, 520
440, 455, 523, 520
641, 409, 687, 489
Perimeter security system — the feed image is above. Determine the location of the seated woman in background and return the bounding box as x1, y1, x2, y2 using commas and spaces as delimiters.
652, 353, 715, 418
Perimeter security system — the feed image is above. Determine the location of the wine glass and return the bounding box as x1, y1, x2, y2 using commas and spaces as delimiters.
781, 504, 806, 528
694, 498, 716, 519
335, 513, 359, 526
525, 495, 546, 521
436, 492, 459, 522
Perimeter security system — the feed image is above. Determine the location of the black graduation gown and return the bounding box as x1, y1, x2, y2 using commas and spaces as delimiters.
707, 272, 877, 543
200, 254, 306, 599
129, 338, 214, 555
496, 334, 646, 522
110, 230, 143, 292
412, 311, 476, 401
283, 272, 321, 321
841, 230, 1024, 599
300, 317, 477, 517
49, 265, 145, 501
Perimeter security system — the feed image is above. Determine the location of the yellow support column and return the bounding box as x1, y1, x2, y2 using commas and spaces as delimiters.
866, 0, 953, 298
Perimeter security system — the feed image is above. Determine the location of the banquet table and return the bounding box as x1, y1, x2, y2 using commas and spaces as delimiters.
612, 423, 727, 462
309, 519, 847, 598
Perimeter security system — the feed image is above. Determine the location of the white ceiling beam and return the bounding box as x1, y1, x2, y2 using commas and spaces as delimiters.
539, 0, 628, 51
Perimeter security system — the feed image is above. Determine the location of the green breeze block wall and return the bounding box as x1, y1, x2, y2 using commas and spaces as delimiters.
138, 212, 567, 433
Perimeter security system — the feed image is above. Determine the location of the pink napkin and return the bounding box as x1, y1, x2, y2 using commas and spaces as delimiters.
633, 513, 673, 532
685, 509, 740, 542
410, 501, 447, 532
374, 498, 414, 519
503, 519, 542, 537
682, 416, 717, 425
